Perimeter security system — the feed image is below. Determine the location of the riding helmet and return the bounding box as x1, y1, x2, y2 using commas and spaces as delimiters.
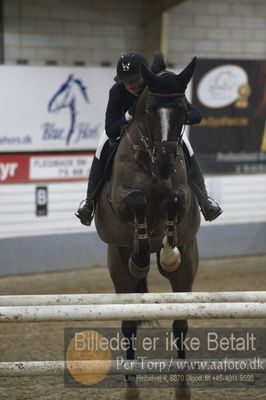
114, 52, 149, 83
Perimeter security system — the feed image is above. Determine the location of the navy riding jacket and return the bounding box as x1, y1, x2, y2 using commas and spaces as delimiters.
105, 83, 201, 141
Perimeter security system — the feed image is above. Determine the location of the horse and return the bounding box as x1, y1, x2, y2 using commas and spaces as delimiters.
94, 57, 200, 400
48, 74, 89, 144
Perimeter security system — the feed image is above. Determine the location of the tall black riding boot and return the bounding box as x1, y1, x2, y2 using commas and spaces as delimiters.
188, 154, 223, 221
75, 157, 103, 226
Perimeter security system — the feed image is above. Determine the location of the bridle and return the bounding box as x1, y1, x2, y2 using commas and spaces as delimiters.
150, 92, 184, 96
127, 91, 186, 177
145, 92, 185, 114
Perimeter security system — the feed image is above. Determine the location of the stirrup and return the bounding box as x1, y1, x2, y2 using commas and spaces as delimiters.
75, 199, 95, 226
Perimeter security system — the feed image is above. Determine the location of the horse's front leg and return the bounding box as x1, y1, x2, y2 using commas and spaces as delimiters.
126, 190, 150, 279
160, 189, 186, 272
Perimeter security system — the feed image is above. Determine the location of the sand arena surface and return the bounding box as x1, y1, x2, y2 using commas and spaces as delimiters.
0, 255, 265, 399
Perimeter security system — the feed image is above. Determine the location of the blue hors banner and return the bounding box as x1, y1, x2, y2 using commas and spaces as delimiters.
0, 66, 115, 152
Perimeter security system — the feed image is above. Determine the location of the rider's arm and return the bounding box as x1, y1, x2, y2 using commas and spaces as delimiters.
105, 85, 132, 140
184, 98, 202, 125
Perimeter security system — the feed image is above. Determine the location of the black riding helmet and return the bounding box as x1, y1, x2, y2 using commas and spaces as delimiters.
114, 52, 149, 83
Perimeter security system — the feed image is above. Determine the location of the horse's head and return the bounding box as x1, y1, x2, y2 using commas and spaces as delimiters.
134, 57, 196, 178
137, 57, 196, 141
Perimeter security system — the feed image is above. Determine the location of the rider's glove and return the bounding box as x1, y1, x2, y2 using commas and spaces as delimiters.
125, 111, 133, 121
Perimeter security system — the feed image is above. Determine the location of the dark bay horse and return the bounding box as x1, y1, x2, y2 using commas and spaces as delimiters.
95, 58, 200, 399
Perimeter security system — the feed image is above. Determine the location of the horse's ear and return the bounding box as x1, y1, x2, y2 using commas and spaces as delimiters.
141, 63, 159, 91
150, 51, 166, 74
176, 56, 197, 91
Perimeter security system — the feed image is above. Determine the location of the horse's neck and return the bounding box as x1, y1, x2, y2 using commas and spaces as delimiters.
121, 120, 139, 147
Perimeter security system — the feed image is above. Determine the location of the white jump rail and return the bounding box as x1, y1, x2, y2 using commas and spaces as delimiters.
1, 359, 266, 376
1, 292, 266, 378
0, 291, 266, 306
0, 302, 266, 322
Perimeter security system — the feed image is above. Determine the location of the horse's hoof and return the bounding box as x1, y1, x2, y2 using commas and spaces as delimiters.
160, 238, 181, 272
160, 247, 181, 272
160, 258, 180, 272
129, 257, 150, 279
175, 385, 191, 400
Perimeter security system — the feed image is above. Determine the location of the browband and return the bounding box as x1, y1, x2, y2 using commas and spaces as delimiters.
150, 92, 184, 97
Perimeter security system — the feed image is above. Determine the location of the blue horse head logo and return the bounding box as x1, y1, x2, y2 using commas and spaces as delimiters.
48, 74, 89, 144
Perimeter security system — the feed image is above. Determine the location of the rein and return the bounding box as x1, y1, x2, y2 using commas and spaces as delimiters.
126, 122, 157, 177
136, 121, 156, 164
127, 120, 183, 178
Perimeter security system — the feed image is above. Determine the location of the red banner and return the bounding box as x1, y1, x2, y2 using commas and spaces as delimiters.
0, 153, 94, 183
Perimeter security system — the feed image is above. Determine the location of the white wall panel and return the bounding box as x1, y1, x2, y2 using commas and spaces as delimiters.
1, 174, 266, 239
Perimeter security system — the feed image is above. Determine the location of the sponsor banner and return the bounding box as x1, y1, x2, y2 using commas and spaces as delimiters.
197, 152, 266, 174
190, 59, 266, 173
0, 154, 29, 182
0, 66, 115, 152
0, 153, 93, 183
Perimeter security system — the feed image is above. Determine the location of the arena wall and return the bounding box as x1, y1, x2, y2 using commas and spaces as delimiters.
3, 0, 266, 67
3, 0, 144, 66
168, 0, 266, 68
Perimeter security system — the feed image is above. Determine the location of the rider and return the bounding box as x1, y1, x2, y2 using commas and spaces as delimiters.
76, 52, 222, 226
